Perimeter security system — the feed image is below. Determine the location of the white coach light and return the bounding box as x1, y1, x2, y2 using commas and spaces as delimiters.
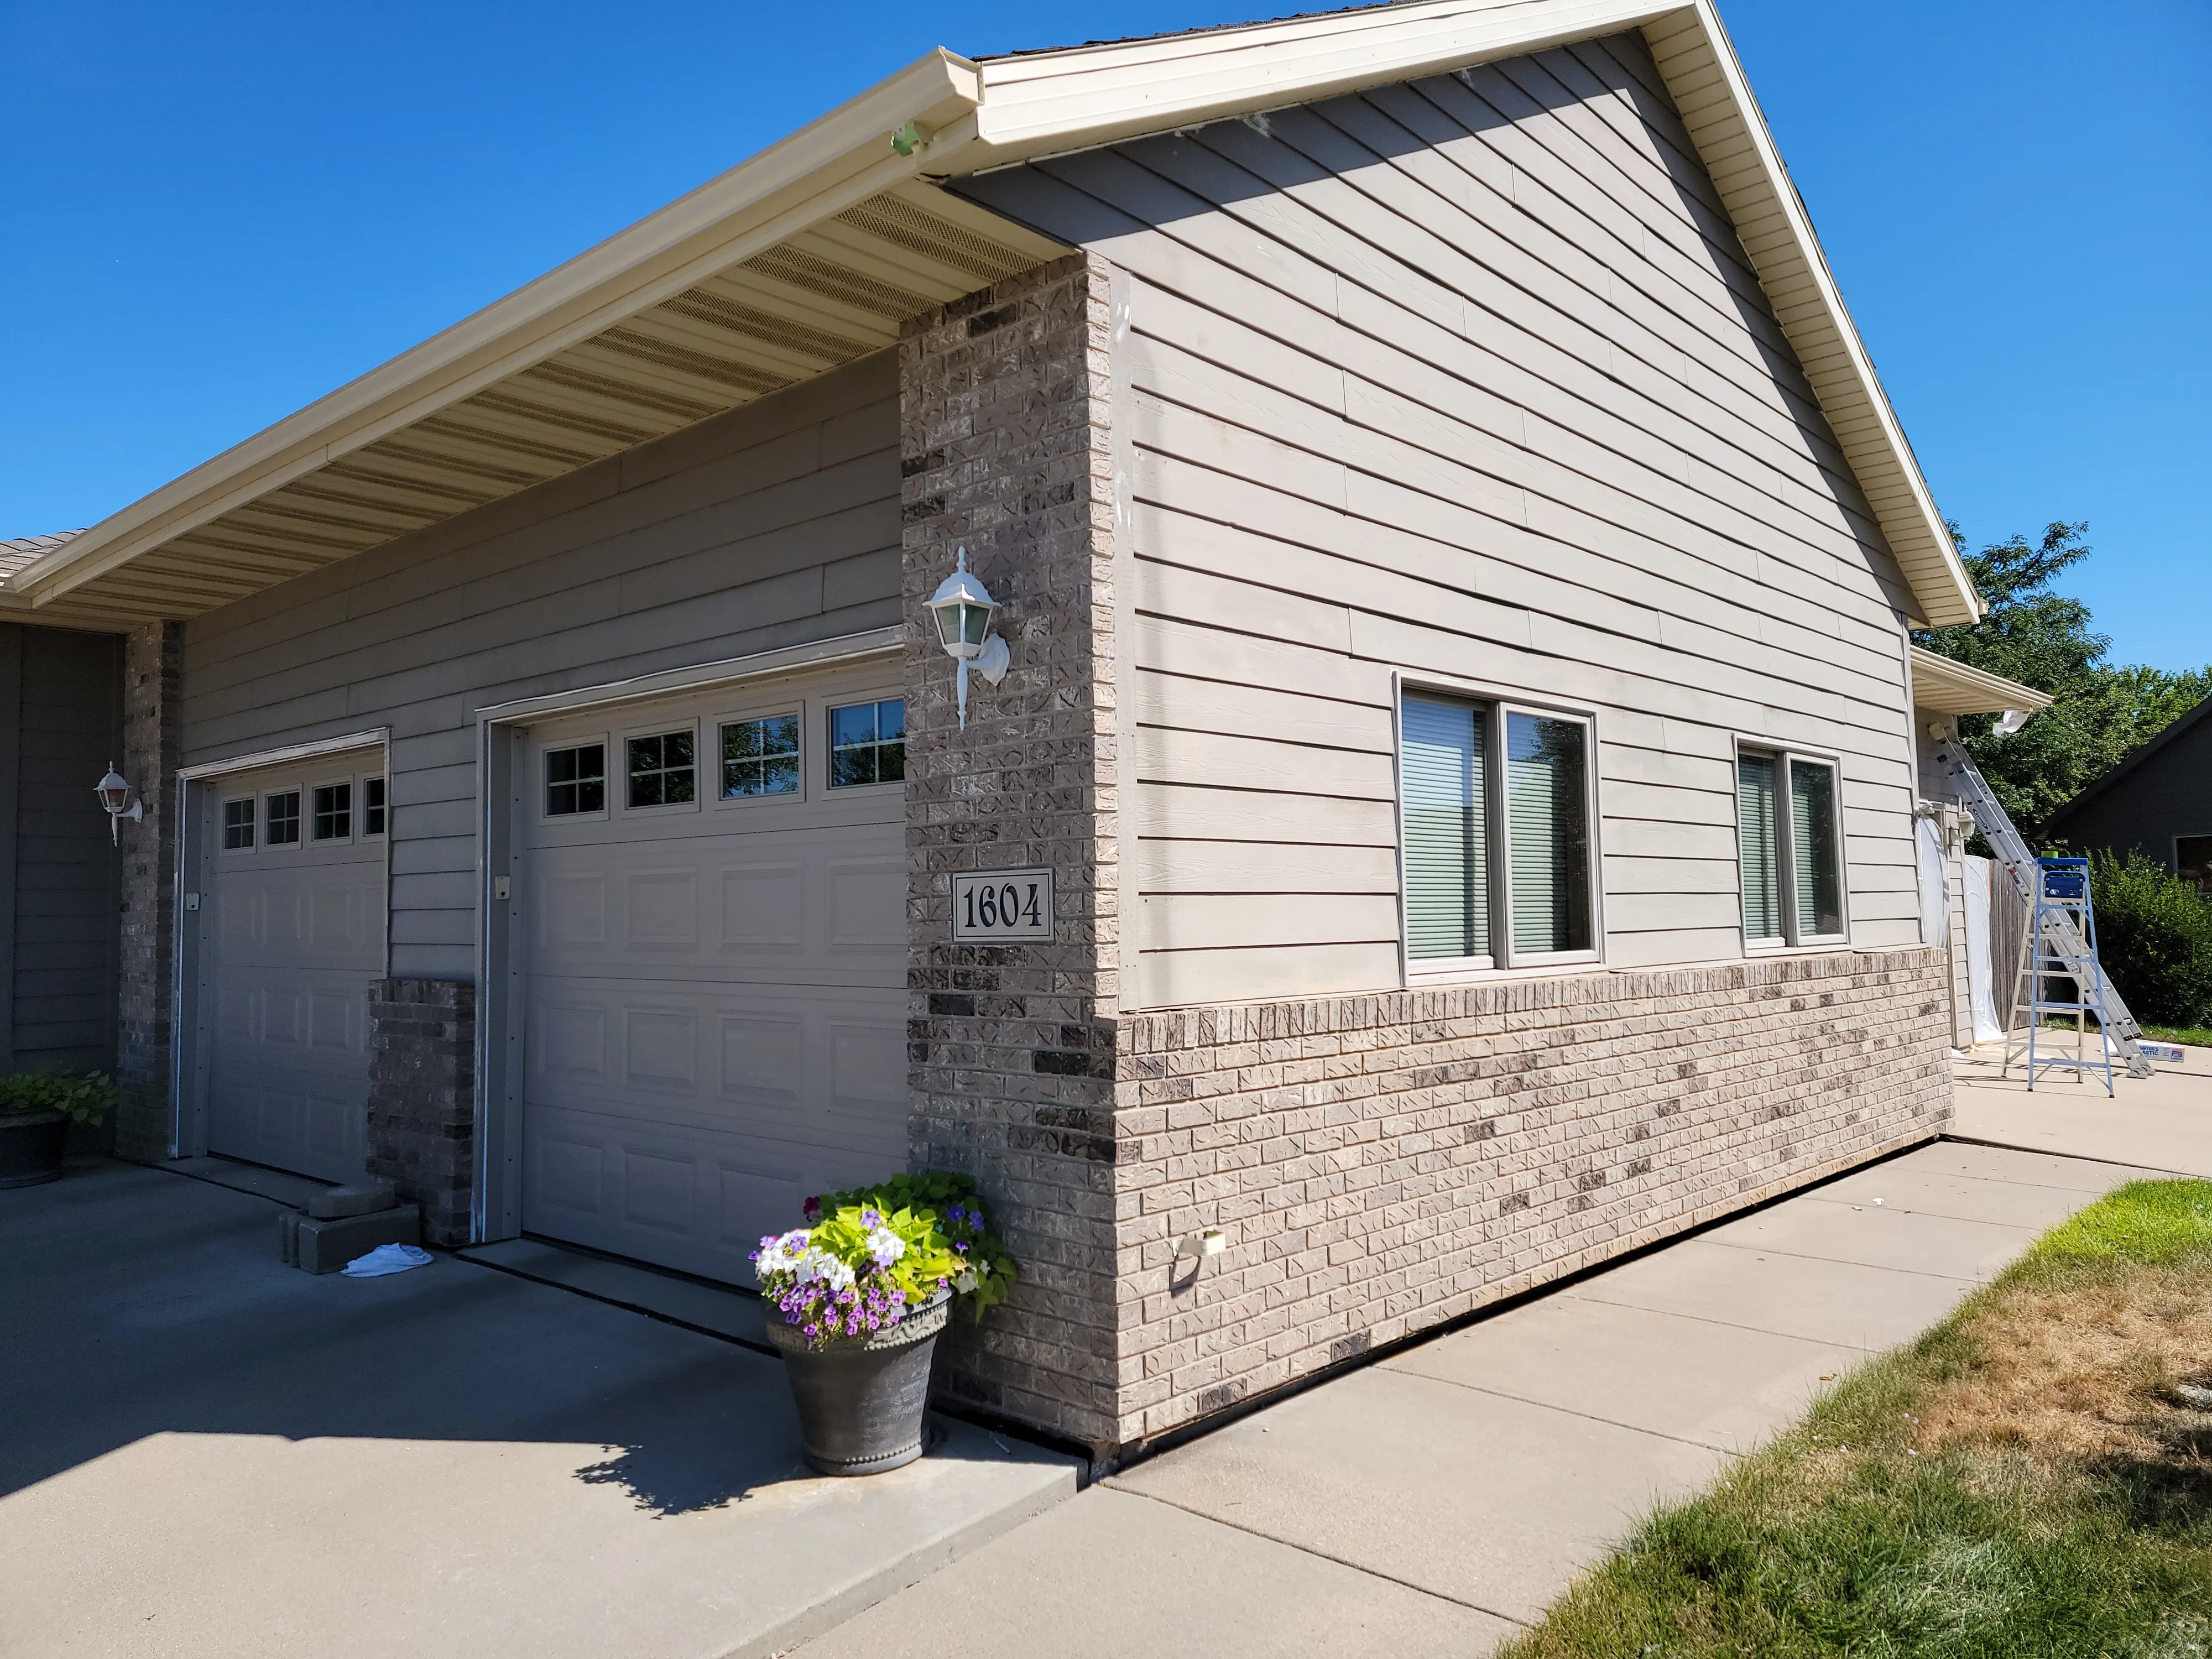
95, 763, 143, 844
925, 547, 1010, 728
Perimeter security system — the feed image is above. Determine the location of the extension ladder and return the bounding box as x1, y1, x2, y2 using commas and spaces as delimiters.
1932, 736, 2153, 1080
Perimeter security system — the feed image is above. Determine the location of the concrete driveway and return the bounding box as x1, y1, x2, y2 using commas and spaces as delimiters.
1952, 1039, 2212, 1176
0, 1159, 1074, 1659
799, 1136, 2154, 1656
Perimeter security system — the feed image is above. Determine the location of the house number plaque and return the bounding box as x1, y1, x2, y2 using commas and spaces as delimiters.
950, 868, 1054, 943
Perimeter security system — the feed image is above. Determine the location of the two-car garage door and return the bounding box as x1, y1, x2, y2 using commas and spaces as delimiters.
514, 664, 909, 1280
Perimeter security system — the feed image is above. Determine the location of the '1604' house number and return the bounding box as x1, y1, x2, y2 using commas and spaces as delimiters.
950, 868, 1054, 943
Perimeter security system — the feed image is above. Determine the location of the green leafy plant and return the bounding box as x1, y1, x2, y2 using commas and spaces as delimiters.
0, 1071, 118, 1125
2086, 849, 2212, 1029
752, 1171, 1016, 1349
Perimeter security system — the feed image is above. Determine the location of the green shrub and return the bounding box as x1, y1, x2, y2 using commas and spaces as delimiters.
0, 1071, 118, 1125
2086, 849, 2212, 1029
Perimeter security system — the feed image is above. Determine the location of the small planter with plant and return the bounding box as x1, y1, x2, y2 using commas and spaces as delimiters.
753, 1171, 1015, 1475
0, 1072, 118, 1189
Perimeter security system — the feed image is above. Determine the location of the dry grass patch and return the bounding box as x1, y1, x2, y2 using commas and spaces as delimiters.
1500, 1180, 2212, 1658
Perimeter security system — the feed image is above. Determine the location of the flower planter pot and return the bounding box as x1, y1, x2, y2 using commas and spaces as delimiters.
0, 1107, 69, 1189
764, 1290, 951, 1475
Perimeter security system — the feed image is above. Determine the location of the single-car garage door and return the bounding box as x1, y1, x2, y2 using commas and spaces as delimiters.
517, 664, 907, 1281
203, 752, 387, 1181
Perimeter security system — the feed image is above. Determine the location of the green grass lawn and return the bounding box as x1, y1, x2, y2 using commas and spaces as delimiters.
2144, 1025, 2212, 1050
1499, 1181, 2212, 1657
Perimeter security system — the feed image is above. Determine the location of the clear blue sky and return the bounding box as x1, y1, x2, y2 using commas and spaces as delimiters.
5, 1, 2205, 668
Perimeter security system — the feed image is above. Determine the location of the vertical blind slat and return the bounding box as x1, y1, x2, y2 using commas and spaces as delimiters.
1402, 697, 1488, 959
1738, 754, 1780, 940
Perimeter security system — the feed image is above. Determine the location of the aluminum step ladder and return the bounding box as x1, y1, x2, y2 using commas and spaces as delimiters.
1933, 735, 2154, 1079
2005, 858, 2117, 1093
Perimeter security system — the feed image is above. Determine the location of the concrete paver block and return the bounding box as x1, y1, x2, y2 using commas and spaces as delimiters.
279, 1204, 420, 1273
307, 1180, 397, 1220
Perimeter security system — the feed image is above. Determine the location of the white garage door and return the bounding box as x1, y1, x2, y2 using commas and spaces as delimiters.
205, 754, 387, 1181
517, 664, 908, 1281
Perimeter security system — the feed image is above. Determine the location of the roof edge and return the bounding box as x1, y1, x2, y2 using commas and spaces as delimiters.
1908, 646, 2055, 716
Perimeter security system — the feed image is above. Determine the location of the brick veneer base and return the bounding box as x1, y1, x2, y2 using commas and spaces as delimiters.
366, 978, 476, 1246
1105, 947, 1952, 1450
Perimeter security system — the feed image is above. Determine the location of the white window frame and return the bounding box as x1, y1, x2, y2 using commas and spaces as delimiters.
1734, 740, 1850, 951
306, 774, 357, 846
261, 786, 305, 853
1394, 675, 1605, 983
217, 795, 258, 855
538, 732, 613, 824
710, 701, 807, 809
824, 696, 906, 793
617, 717, 703, 818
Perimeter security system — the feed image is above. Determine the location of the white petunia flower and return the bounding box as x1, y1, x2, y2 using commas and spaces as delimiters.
955, 1271, 977, 1293
866, 1226, 906, 1267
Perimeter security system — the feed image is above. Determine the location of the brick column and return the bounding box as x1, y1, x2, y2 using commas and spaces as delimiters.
901, 253, 1126, 1453
113, 621, 180, 1163
366, 978, 476, 1246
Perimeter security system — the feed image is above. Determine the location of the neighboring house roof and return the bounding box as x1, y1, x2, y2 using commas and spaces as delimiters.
6, 0, 1983, 633
2044, 695, 2212, 838
0, 531, 84, 582
1908, 646, 2053, 718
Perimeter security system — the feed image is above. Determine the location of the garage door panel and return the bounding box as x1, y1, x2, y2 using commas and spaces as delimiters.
519, 669, 906, 1276
204, 752, 385, 1182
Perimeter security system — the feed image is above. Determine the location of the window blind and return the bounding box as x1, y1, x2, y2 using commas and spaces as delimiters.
1738, 754, 1781, 940
1506, 713, 1590, 955
1790, 759, 1843, 937
1401, 696, 1488, 959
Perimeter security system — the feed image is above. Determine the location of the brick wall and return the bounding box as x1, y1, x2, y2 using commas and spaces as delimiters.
366, 978, 476, 1247
1108, 947, 1952, 1448
899, 253, 1126, 1450
113, 621, 180, 1164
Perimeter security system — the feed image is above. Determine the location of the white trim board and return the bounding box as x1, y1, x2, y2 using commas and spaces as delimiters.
471, 628, 903, 727
176, 729, 391, 781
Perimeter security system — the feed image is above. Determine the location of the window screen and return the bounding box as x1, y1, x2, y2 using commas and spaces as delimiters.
222, 799, 255, 851
1506, 713, 1591, 956
1737, 754, 1782, 941
1401, 696, 1489, 961
1790, 760, 1843, 937
627, 731, 695, 808
828, 700, 906, 788
544, 744, 606, 817
312, 782, 351, 841
265, 791, 301, 847
721, 714, 800, 798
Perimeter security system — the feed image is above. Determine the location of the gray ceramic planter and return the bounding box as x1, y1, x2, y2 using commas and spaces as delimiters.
0, 1107, 67, 1189
765, 1290, 951, 1475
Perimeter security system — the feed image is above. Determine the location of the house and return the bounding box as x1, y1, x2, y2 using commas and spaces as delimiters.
8, 0, 2025, 1460
2046, 696, 2212, 890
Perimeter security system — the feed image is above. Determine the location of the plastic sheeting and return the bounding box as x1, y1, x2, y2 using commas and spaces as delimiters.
1962, 855, 2002, 1045
1916, 816, 1949, 949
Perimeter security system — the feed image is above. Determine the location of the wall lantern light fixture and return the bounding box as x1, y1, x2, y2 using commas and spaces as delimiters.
925, 547, 1010, 728
95, 763, 143, 844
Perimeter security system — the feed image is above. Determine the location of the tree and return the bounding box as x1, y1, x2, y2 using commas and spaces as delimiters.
1913, 523, 2211, 843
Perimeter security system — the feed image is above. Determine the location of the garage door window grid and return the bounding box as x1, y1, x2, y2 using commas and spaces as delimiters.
363, 776, 386, 837
222, 797, 255, 851
721, 713, 801, 799
1399, 690, 1599, 974
265, 791, 301, 847
312, 782, 352, 841
627, 729, 696, 809
828, 699, 905, 789
1736, 747, 1845, 945
544, 743, 607, 817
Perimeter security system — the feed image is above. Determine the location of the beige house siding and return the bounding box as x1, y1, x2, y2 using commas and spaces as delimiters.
954, 32, 1923, 1009
175, 353, 904, 980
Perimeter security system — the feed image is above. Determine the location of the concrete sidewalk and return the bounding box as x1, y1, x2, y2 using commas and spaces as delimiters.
1952, 1039, 2212, 1176
0, 1159, 1076, 1659
799, 1139, 2149, 1656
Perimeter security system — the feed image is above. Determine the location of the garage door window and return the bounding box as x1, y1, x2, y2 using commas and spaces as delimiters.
363, 776, 386, 837
828, 699, 905, 788
627, 731, 696, 808
222, 798, 255, 851
265, 791, 301, 847
721, 714, 800, 799
312, 783, 352, 841
545, 744, 606, 817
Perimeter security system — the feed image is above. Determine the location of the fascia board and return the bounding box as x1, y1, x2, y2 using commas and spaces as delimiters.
17, 50, 982, 606
959, 0, 1674, 158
